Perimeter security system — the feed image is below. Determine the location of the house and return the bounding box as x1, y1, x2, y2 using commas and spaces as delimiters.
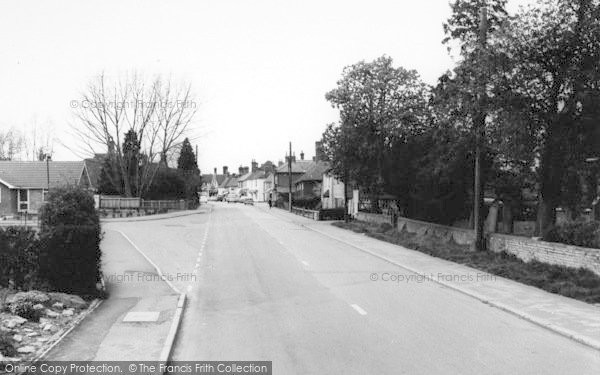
246, 170, 270, 202
273, 155, 315, 202
294, 161, 330, 202
321, 168, 346, 209
201, 167, 227, 195
0, 161, 92, 217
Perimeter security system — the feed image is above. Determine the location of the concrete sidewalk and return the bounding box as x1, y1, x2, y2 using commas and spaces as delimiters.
260, 205, 600, 351
43, 229, 180, 360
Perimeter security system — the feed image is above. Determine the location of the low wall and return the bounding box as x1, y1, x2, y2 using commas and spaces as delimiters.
488, 233, 600, 276
397, 216, 475, 246
355, 212, 392, 226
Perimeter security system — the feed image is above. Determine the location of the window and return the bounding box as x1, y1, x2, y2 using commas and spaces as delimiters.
18, 189, 29, 212
42, 189, 48, 202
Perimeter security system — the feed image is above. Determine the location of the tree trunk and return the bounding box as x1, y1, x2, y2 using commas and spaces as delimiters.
501, 200, 514, 234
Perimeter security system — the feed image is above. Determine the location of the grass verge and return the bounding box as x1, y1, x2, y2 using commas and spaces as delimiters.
333, 221, 600, 304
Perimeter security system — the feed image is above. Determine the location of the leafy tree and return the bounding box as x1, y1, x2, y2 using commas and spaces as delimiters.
499, 0, 600, 235
324, 56, 430, 210
97, 156, 122, 195
122, 129, 140, 196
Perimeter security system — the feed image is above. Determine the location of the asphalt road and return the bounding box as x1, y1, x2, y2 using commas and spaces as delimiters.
112, 203, 600, 374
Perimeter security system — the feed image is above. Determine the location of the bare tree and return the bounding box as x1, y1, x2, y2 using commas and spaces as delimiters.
154, 77, 198, 165
0, 127, 24, 160
69, 72, 198, 197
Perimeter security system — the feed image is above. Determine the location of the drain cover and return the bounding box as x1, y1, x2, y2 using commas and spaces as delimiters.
123, 311, 160, 322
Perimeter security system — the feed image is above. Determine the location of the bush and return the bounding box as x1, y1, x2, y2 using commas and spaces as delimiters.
38, 186, 102, 297
39, 186, 99, 230
39, 225, 102, 296
0, 227, 40, 289
0, 332, 17, 357
545, 221, 600, 248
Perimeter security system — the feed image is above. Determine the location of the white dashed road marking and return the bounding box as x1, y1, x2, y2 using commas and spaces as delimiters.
301, 261, 310, 267
351, 304, 367, 316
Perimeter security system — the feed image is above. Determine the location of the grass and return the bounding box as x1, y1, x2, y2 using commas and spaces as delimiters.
333, 221, 600, 304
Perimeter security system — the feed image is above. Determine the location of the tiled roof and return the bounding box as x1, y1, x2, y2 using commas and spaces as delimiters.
0, 161, 87, 189
224, 177, 238, 188
296, 161, 330, 183
275, 160, 315, 174
237, 171, 253, 182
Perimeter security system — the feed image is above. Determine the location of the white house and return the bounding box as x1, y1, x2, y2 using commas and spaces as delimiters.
321, 170, 346, 209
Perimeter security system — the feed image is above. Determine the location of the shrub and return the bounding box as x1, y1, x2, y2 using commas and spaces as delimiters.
0, 227, 40, 289
39, 225, 102, 296
9, 300, 42, 322
0, 332, 17, 357
545, 221, 600, 248
38, 186, 102, 297
39, 186, 99, 230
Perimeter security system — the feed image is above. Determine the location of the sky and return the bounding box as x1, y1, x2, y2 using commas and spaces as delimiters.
0, 0, 534, 174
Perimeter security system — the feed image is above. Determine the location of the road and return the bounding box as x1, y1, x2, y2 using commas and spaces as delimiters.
108, 203, 600, 374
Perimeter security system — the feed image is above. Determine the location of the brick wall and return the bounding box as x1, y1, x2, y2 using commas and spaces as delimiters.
488, 233, 600, 276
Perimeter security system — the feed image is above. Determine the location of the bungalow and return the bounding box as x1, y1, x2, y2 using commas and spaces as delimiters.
0, 161, 91, 217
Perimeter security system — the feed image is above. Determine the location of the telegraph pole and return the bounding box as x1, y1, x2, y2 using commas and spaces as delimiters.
288, 142, 293, 212
473, 3, 488, 251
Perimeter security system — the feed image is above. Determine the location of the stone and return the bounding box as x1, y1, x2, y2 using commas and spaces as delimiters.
52, 302, 64, 310
26, 332, 40, 337
39, 318, 51, 325
33, 304, 44, 310
17, 345, 36, 354
4, 316, 27, 328
42, 324, 57, 332
48, 293, 86, 309
45, 309, 59, 318
62, 309, 74, 317
12, 334, 23, 342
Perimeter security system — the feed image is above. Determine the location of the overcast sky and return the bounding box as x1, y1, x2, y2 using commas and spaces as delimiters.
0, 0, 533, 174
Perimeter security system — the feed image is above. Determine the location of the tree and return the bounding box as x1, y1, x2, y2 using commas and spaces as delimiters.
177, 138, 198, 173
443, 0, 509, 249
324, 56, 430, 211
122, 129, 141, 196
70, 72, 198, 197
499, 0, 600, 235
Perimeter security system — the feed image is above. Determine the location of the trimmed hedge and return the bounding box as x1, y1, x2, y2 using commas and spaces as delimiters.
39, 187, 102, 297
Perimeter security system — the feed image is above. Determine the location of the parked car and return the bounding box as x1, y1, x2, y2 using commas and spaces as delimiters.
226, 194, 240, 203
240, 197, 254, 205
200, 195, 208, 204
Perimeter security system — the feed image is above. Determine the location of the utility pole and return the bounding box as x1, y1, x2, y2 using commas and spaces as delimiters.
473, 3, 488, 251
288, 142, 293, 212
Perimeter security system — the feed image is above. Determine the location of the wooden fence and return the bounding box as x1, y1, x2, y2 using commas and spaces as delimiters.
99, 197, 187, 211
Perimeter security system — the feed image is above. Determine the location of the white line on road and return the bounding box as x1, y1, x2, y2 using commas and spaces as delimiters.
351, 304, 367, 316
187, 285, 193, 292
301, 260, 310, 267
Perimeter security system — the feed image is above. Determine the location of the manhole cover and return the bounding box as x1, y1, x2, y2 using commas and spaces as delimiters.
123, 311, 160, 322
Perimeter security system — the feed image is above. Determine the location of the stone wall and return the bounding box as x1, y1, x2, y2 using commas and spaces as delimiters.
396, 216, 475, 246
488, 233, 600, 276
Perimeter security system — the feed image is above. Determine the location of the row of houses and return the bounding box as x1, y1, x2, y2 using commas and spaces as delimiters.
201, 143, 347, 209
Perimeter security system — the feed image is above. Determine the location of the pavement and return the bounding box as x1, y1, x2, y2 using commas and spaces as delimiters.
43, 227, 180, 360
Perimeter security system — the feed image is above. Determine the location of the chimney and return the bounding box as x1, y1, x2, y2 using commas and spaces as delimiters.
239, 166, 244, 175
292, 152, 296, 162
243, 166, 250, 174
300, 151, 304, 160
223, 166, 229, 175
278, 160, 284, 167
213, 167, 217, 175
251, 160, 258, 172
